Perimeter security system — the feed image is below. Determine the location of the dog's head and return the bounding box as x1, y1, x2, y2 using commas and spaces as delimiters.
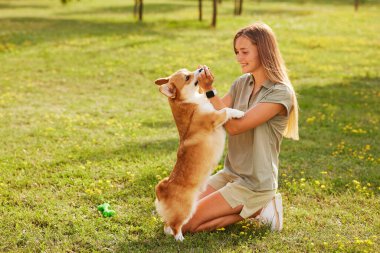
154, 68, 203, 100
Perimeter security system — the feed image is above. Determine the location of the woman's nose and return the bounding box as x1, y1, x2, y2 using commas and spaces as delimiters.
236, 54, 242, 62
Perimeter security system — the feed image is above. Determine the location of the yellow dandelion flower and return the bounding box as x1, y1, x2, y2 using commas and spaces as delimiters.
306, 116, 316, 124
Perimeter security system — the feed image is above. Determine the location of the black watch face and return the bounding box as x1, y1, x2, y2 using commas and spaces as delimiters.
206, 90, 214, 98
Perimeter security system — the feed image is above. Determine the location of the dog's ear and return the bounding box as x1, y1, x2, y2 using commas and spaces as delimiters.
159, 83, 176, 98
155, 78, 169, 85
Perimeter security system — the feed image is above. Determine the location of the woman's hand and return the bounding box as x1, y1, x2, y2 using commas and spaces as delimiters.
197, 65, 214, 91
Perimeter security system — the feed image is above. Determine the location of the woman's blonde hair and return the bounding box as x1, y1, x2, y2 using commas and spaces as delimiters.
234, 22, 299, 140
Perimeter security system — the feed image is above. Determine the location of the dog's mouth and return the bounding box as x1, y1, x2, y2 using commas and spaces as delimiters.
193, 68, 203, 87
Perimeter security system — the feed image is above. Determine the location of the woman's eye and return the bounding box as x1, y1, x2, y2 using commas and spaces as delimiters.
185, 75, 190, 81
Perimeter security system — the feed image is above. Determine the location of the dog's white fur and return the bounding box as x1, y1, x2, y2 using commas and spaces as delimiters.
154, 68, 244, 241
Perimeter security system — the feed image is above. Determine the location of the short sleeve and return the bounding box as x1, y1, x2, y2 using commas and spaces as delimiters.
260, 85, 293, 116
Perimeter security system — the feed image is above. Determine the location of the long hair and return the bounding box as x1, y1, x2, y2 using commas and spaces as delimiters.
234, 22, 299, 140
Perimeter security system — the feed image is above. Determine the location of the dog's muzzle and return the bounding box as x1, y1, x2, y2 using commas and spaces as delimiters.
194, 68, 204, 86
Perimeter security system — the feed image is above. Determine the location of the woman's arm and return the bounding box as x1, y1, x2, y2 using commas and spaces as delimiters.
207, 93, 232, 110
224, 102, 285, 135
197, 66, 285, 135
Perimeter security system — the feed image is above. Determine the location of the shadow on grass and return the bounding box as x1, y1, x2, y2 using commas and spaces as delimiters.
0, 16, 210, 49
246, 8, 313, 17
0, 3, 49, 9
58, 137, 178, 166
116, 223, 270, 253
249, 0, 368, 5
280, 75, 380, 187
59, 2, 196, 16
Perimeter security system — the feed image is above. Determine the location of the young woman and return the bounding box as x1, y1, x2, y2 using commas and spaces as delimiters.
182, 22, 299, 233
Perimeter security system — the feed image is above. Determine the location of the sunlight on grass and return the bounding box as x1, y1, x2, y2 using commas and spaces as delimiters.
0, 0, 379, 251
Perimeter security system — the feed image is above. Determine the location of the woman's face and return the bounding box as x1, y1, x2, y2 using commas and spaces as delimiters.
234, 36, 261, 74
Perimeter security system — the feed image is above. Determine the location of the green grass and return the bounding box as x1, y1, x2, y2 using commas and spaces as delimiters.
0, 0, 379, 252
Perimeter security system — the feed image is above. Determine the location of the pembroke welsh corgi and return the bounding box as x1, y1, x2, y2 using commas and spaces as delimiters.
153, 68, 244, 241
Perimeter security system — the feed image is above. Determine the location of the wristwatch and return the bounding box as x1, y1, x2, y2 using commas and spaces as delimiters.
205, 89, 217, 99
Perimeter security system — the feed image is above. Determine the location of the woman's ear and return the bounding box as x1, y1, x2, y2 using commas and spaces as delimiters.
159, 83, 176, 98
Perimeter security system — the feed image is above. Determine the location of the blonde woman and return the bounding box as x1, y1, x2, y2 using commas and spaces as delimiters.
183, 22, 299, 233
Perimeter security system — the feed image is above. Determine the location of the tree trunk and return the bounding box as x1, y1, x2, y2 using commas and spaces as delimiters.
211, 0, 217, 27
354, 0, 359, 11
138, 0, 143, 22
238, 0, 243, 15
199, 0, 202, 21
134, 0, 138, 17
234, 0, 239, 15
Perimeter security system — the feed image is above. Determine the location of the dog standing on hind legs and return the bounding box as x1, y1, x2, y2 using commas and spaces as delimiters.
154, 68, 245, 241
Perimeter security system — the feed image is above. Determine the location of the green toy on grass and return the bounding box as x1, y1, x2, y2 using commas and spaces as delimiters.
97, 203, 116, 217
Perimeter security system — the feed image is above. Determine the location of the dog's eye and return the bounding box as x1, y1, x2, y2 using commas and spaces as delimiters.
185, 75, 190, 81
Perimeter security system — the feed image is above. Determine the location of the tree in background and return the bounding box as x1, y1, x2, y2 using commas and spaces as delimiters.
134, 0, 143, 21
61, 0, 80, 5
199, 0, 202, 21
234, 0, 243, 16
211, 0, 217, 27
355, 0, 359, 11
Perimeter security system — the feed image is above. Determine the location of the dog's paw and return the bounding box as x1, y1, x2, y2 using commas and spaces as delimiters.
164, 226, 173, 235
228, 109, 245, 119
174, 232, 184, 242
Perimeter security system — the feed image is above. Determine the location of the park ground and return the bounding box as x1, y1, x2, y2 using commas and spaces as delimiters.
0, 0, 379, 252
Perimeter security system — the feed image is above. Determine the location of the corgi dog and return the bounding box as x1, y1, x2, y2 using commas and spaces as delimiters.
153, 68, 244, 241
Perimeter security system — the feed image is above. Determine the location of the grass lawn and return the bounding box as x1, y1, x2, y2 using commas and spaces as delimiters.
0, 0, 379, 252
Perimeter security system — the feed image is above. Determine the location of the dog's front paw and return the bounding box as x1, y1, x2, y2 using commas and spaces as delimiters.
227, 109, 245, 119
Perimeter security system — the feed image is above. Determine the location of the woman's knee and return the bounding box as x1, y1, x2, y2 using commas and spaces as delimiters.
182, 219, 200, 234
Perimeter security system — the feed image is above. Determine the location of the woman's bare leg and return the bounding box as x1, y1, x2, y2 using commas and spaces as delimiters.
182, 191, 243, 233
193, 214, 243, 232
197, 185, 217, 200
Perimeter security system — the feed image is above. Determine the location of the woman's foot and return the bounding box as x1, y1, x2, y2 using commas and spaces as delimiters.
255, 193, 283, 231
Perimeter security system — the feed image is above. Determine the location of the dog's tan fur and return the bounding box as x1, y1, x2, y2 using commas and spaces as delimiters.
154, 68, 244, 241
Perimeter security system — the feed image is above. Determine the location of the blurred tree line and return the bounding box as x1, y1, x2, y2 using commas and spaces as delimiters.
61, 0, 365, 27
132, 0, 246, 27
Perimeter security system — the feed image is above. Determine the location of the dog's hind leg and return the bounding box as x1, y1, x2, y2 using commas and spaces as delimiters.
174, 230, 184, 241
169, 221, 185, 241
164, 223, 173, 235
